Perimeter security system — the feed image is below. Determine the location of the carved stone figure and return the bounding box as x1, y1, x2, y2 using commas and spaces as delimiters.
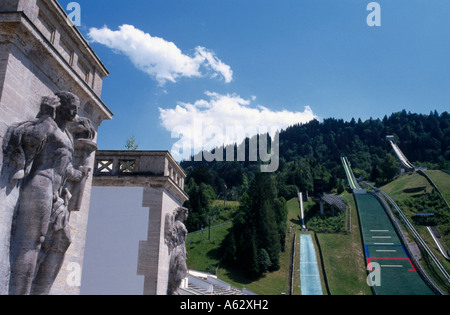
2, 92, 95, 295
66, 115, 98, 212
164, 207, 189, 295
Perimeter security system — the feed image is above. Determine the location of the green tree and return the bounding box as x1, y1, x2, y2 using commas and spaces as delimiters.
257, 248, 272, 273
183, 179, 216, 232
125, 135, 139, 151
221, 173, 286, 277
380, 153, 399, 183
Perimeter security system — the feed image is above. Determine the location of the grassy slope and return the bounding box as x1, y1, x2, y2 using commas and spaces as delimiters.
186, 199, 292, 295
380, 172, 434, 201
187, 195, 371, 295
216, 198, 298, 295
185, 172, 449, 295
186, 222, 231, 275
424, 170, 450, 206
379, 171, 450, 294
315, 193, 372, 295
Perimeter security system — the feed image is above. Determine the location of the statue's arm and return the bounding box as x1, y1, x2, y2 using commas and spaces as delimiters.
66, 164, 89, 183
4, 121, 47, 180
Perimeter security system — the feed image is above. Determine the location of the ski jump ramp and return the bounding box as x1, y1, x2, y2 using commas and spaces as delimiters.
341, 156, 366, 194
299, 234, 323, 295
386, 136, 415, 171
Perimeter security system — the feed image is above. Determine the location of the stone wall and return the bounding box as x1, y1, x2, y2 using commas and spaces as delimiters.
0, 0, 112, 295
93, 151, 189, 295
138, 186, 186, 295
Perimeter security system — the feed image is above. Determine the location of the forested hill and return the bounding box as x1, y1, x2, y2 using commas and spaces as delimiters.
180, 110, 450, 199
280, 109, 450, 171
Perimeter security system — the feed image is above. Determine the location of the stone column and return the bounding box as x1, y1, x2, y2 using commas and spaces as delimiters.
138, 184, 187, 295
138, 186, 165, 295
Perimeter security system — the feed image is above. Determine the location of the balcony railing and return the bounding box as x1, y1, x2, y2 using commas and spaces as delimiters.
93, 150, 185, 189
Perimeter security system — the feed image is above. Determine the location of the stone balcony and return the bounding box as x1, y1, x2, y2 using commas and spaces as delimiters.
92, 150, 188, 203
92, 150, 189, 295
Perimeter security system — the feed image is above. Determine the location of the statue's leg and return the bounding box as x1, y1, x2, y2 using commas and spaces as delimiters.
9, 176, 52, 295
30, 223, 71, 295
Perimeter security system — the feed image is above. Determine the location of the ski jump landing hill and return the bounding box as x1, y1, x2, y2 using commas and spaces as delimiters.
386, 136, 415, 171
341, 156, 436, 295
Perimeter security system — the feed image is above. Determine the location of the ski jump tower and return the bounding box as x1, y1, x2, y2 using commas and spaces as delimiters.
386, 136, 415, 172
298, 192, 307, 230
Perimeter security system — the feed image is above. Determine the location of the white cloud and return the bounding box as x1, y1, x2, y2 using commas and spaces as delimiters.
159, 92, 318, 160
195, 47, 233, 83
88, 24, 233, 85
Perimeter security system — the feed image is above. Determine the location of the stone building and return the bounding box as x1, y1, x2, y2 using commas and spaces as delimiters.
92, 150, 189, 295
0, 0, 190, 296
0, 0, 112, 294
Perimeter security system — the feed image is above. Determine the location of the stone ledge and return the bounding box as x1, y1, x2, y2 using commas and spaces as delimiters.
0, 10, 113, 124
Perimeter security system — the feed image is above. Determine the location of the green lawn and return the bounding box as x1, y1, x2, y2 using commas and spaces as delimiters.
186, 200, 293, 295
424, 170, 450, 206
380, 172, 434, 202
316, 193, 372, 295
186, 223, 231, 275
186, 194, 373, 295
216, 237, 292, 295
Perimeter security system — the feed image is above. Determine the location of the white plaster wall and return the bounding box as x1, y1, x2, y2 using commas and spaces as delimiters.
80, 186, 147, 295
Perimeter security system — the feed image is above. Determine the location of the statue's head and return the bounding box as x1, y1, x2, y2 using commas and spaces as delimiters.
174, 207, 189, 222
55, 91, 80, 122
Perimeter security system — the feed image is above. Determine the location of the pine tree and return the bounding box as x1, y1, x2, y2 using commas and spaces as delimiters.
221, 173, 286, 277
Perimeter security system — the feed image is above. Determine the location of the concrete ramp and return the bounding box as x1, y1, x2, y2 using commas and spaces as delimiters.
386, 136, 415, 171
299, 234, 323, 295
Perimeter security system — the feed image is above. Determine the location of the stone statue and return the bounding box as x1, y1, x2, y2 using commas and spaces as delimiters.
2, 92, 95, 295
164, 207, 189, 295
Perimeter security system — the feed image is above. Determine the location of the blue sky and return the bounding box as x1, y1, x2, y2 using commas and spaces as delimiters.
54, 0, 450, 295
59, 0, 450, 159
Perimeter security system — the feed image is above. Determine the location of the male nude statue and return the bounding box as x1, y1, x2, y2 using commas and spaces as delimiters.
165, 207, 189, 295
5, 92, 89, 295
